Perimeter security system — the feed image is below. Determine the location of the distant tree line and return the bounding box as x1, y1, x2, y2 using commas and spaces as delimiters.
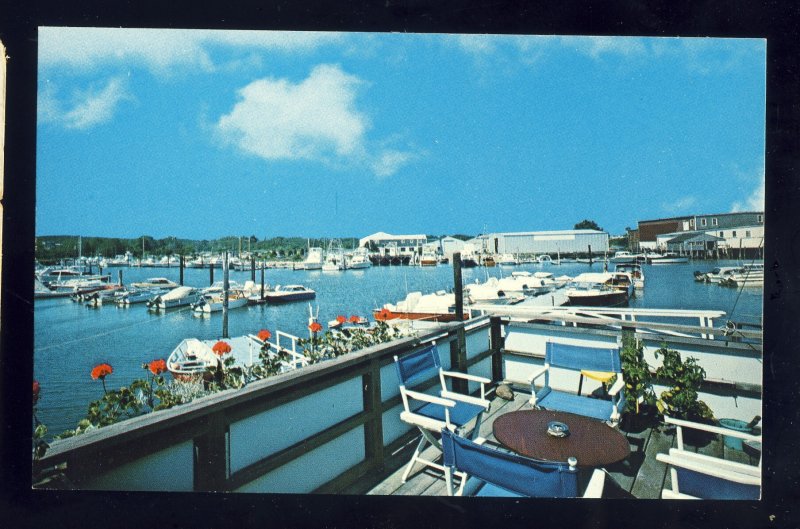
35, 235, 360, 263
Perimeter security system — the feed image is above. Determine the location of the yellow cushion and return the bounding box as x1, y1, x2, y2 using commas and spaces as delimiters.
580, 370, 615, 383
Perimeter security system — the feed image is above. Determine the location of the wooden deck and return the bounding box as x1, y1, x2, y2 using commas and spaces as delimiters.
351, 389, 760, 498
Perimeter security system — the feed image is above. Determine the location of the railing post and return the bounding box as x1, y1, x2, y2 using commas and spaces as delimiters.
449, 254, 469, 393
490, 316, 505, 383
362, 359, 385, 473
194, 413, 228, 491
449, 328, 469, 393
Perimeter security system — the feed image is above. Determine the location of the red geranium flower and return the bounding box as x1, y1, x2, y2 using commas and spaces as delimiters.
308, 322, 323, 333
33, 381, 40, 406
349, 315, 360, 323
91, 363, 113, 380
336, 315, 346, 324
375, 308, 392, 321
257, 329, 272, 341
148, 359, 167, 375
212, 341, 232, 356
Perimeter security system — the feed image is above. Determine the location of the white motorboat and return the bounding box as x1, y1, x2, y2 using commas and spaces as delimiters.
419, 250, 439, 267
608, 251, 646, 264
115, 287, 170, 305
497, 253, 518, 266
464, 277, 525, 304
322, 241, 345, 271
264, 284, 316, 303
347, 247, 372, 269
130, 277, 179, 289
720, 263, 764, 287
167, 332, 307, 381
192, 288, 249, 313
565, 272, 634, 307
614, 263, 645, 290
147, 286, 200, 310
302, 247, 324, 270
374, 290, 470, 322
647, 252, 689, 264
701, 266, 741, 284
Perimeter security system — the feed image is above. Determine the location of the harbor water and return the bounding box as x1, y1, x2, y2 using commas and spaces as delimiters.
33, 260, 763, 436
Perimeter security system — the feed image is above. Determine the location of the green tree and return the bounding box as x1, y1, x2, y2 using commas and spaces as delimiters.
574, 219, 603, 232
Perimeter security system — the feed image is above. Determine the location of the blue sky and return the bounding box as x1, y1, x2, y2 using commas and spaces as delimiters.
36, 29, 766, 239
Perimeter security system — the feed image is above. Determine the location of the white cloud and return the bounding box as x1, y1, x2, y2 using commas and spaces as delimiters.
39, 77, 130, 129
38, 27, 343, 74
731, 175, 765, 212
661, 195, 697, 212
216, 64, 418, 178
217, 64, 368, 161
371, 149, 415, 178
560, 36, 647, 59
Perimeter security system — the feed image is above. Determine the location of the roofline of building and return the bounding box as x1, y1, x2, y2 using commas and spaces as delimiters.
640, 211, 764, 224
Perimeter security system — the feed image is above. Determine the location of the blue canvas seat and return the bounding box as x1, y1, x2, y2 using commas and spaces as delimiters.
441, 429, 605, 497
656, 416, 761, 499
394, 344, 491, 483
528, 341, 625, 425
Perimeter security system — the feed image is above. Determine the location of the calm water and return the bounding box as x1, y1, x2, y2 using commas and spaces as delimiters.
34, 260, 763, 436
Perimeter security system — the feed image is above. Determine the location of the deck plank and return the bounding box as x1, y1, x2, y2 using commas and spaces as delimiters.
629, 428, 675, 499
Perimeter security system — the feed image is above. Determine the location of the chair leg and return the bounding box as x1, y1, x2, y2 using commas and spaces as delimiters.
401, 435, 429, 483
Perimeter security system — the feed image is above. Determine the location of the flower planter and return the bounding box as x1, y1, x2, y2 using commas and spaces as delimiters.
718, 418, 753, 451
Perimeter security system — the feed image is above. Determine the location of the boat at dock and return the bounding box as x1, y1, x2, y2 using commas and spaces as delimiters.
130, 277, 179, 289
374, 290, 470, 322
497, 253, 517, 266
322, 240, 345, 271
264, 284, 316, 303
347, 247, 372, 270
608, 251, 645, 264
419, 250, 438, 267
564, 272, 633, 307
147, 286, 201, 310
115, 287, 170, 305
647, 252, 689, 264
464, 277, 525, 305
166, 333, 307, 381
614, 263, 644, 290
301, 247, 324, 270
720, 263, 764, 287
192, 288, 249, 314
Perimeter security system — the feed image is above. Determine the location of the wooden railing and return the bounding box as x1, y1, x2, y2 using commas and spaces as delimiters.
34, 313, 762, 493
35, 316, 501, 493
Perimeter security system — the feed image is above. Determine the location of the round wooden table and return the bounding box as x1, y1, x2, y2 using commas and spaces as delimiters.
493, 409, 630, 467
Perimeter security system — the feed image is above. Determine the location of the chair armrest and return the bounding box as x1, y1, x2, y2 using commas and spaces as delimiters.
666, 448, 761, 477
440, 390, 491, 409
656, 452, 761, 486
608, 376, 625, 396
441, 370, 491, 385
403, 388, 456, 408
527, 365, 548, 383
582, 469, 606, 498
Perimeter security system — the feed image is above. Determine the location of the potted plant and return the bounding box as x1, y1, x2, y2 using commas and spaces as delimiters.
618, 332, 657, 432
653, 345, 715, 444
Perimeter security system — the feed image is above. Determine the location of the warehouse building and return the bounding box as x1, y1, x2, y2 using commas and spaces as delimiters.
470, 229, 609, 256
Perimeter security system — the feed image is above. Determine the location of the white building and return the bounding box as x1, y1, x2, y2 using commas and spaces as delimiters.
471, 230, 609, 256
358, 232, 428, 256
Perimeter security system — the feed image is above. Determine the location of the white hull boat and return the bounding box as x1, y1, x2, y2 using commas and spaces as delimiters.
147, 286, 200, 310
302, 247, 324, 270
192, 289, 249, 313
264, 284, 316, 303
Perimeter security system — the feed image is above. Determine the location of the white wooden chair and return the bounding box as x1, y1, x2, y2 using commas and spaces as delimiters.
656, 416, 761, 499
394, 344, 491, 483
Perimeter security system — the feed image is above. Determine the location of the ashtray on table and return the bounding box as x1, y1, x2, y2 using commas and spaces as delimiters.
547, 421, 570, 438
